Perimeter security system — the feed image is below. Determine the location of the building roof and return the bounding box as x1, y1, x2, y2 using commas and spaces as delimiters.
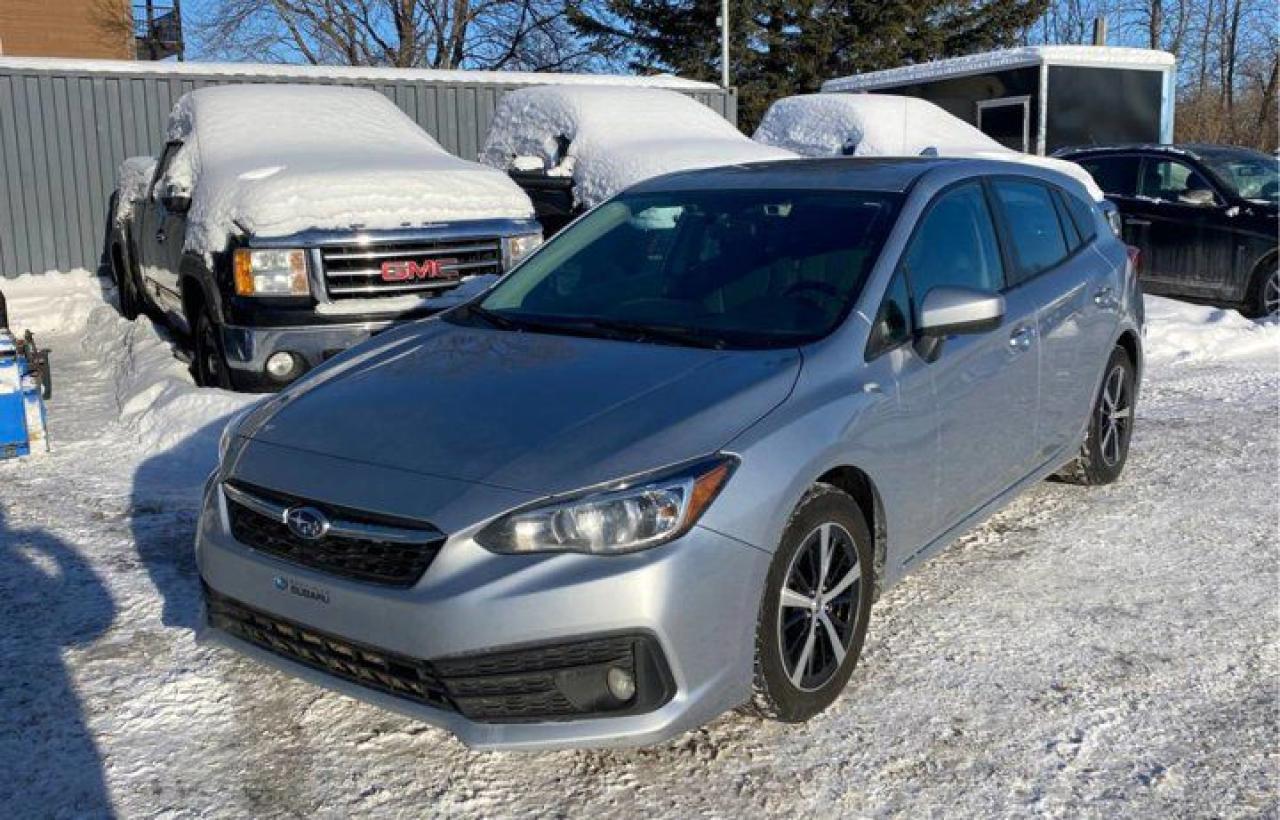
0, 55, 719, 90
822, 46, 1175, 93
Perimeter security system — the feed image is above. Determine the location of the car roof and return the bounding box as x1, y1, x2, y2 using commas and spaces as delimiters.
627, 156, 1005, 195
1056, 143, 1261, 160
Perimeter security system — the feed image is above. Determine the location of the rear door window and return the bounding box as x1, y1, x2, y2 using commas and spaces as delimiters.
990, 179, 1070, 284
1079, 155, 1139, 198
902, 182, 1006, 307
1061, 190, 1099, 243
1139, 158, 1219, 204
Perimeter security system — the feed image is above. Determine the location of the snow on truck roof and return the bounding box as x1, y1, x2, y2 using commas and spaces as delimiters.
0, 55, 718, 90
822, 45, 1175, 92
753, 93, 1105, 201
163, 84, 533, 254
479, 85, 795, 209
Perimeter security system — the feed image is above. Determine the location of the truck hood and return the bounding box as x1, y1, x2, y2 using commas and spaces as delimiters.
237, 319, 800, 496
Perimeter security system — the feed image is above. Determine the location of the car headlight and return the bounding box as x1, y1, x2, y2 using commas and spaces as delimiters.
233, 248, 310, 297
476, 455, 737, 555
505, 233, 543, 268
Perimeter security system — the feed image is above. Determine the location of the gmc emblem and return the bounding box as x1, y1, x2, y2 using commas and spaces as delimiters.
380, 258, 459, 282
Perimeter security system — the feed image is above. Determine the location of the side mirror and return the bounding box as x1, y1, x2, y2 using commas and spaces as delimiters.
161, 193, 191, 214
918, 286, 1005, 337
1177, 188, 1216, 207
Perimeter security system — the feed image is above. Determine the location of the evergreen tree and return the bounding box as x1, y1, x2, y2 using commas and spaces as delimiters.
570, 0, 1049, 128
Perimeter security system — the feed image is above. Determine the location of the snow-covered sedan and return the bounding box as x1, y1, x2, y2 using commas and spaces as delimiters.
107, 85, 542, 391
480, 85, 795, 235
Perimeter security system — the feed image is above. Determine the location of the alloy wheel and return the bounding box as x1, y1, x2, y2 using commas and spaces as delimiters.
1098, 363, 1132, 467
197, 318, 223, 386
777, 522, 861, 691
1264, 269, 1279, 317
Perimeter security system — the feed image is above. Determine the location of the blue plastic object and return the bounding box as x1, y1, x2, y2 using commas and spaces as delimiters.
0, 332, 29, 459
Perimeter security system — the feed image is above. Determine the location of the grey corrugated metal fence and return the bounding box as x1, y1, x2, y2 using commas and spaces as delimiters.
0, 60, 736, 277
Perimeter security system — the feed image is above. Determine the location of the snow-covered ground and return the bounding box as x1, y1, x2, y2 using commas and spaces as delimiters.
1, 272, 1276, 817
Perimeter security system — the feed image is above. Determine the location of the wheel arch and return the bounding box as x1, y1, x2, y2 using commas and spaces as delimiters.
814, 465, 887, 601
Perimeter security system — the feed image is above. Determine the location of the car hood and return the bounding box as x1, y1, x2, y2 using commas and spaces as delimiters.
240, 319, 801, 495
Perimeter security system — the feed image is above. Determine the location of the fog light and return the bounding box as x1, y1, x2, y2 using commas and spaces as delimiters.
265, 351, 299, 381
606, 666, 636, 702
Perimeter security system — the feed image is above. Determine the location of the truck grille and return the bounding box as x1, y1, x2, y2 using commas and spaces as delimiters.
320, 237, 503, 300
224, 482, 444, 588
205, 587, 674, 723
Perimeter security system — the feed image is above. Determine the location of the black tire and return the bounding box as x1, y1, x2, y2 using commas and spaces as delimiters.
745, 483, 874, 723
1058, 346, 1136, 486
1243, 257, 1278, 319
112, 244, 141, 321
193, 308, 231, 389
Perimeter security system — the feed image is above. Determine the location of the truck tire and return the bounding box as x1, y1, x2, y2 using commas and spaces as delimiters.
193, 309, 232, 389
112, 244, 141, 321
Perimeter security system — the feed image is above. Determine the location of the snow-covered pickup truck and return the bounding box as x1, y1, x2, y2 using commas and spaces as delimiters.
108, 84, 541, 391
480, 86, 795, 235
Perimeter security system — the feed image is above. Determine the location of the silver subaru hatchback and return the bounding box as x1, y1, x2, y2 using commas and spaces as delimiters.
198, 158, 1143, 750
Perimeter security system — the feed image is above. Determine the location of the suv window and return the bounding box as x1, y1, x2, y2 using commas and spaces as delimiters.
1051, 189, 1082, 250
902, 183, 1005, 306
991, 179, 1069, 283
1140, 158, 1218, 204
1079, 155, 1139, 198
867, 270, 913, 359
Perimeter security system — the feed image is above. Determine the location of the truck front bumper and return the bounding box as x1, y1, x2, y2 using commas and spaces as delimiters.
220, 320, 399, 390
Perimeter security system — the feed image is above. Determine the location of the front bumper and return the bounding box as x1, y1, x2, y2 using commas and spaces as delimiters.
220, 320, 398, 388
195, 478, 771, 750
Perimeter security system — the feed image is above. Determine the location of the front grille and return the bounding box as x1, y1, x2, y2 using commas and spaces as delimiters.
205, 588, 675, 723
225, 483, 444, 587
320, 237, 503, 300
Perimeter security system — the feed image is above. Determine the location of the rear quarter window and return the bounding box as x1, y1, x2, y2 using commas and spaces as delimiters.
1078, 155, 1139, 198
1060, 189, 1099, 244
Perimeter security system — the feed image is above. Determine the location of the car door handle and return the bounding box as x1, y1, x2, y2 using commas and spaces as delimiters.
155, 228, 167, 243
1008, 326, 1035, 352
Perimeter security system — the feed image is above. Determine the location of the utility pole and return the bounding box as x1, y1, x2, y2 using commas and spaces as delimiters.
719, 0, 730, 88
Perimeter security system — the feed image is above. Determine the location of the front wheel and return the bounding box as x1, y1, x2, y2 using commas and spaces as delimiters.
745, 484, 873, 723
193, 309, 231, 389
1245, 262, 1279, 319
1058, 346, 1136, 485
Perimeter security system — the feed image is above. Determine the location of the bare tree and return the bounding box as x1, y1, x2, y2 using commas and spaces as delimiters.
193, 0, 596, 71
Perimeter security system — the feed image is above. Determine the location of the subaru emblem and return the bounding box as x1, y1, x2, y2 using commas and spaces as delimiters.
285, 506, 330, 541
272, 576, 287, 591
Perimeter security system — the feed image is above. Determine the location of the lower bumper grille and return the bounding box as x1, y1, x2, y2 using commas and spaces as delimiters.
205, 588, 675, 723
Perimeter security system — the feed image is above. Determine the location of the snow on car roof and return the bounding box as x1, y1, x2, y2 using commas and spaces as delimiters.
822, 46, 1175, 92
163, 84, 533, 254
753, 94, 1104, 200
478, 85, 795, 209
0, 56, 719, 90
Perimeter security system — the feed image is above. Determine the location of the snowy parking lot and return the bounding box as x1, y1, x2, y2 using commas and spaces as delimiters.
1, 271, 1276, 817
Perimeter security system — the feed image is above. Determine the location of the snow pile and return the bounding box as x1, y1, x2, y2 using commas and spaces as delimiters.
821, 46, 1175, 92
163, 85, 534, 254
0, 269, 105, 336
2, 271, 254, 459
112, 156, 156, 229
480, 86, 795, 208
753, 94, 1104, 200
1142, 295, 1280, 364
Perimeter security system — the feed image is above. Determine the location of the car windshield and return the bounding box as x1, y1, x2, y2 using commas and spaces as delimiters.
463, 188, 901, 349
1196, 147, 1279, 202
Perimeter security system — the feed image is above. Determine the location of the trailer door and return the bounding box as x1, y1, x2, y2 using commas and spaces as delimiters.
976, 96, 1031, 152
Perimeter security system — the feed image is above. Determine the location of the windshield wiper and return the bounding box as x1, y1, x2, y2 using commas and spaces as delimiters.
462, 302, 521, 330
568, 318, 728, 349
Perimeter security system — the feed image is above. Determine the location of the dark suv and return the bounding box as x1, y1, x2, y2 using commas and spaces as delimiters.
1057, 144, 1278, 316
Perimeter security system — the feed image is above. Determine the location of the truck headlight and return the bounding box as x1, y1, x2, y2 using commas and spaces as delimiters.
476, 455, 736, 555
233, 248, 310, 297
505, 233, 543, 268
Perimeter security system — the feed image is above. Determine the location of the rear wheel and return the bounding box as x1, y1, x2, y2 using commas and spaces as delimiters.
746, 484, 873, 723
112, 245, 141, 321
1058, 346, 1135, 486
193, 308, 231, 389
1245, 261, 1279, 319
